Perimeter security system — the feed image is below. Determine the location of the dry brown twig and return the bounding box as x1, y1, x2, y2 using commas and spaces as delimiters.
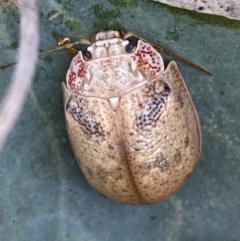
0, 0, 20, 8
0, 0, 39, 152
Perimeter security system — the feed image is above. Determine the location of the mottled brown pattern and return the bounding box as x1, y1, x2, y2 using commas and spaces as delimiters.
66, 97, 104, 136
136, 80, 171, 129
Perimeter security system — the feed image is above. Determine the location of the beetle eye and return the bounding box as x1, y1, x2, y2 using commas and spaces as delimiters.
82, 50, 92, 60
125, 40, 136, 53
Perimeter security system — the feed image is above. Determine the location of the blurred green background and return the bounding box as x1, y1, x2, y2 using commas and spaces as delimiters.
0, 0, 240, 240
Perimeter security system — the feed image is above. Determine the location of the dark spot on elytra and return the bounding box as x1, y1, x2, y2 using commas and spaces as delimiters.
135, 153, 168, 175
66, 97, 104, 136
160, 182, 167, 186
108, 144, 114, 150
86, 166, 94, 179
184, 136, 189, 148
155, 153, 169, 172
97, 169, 107, 180
198, 6, 204, 11
177, 93, 184, 107
143, 185, 149, 189
172, 149, 182, 165
136, 80, 170, 128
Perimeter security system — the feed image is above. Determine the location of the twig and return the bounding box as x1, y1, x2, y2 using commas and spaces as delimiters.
0, 0, 39, 152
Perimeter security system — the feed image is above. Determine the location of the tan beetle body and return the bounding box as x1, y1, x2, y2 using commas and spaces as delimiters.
62, 30, 201, 205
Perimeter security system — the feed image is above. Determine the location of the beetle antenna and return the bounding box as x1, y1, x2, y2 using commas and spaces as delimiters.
0, 38, 90, 70
124, 31, 212, 76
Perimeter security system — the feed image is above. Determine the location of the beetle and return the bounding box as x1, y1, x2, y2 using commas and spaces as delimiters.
62, 30, 202, 205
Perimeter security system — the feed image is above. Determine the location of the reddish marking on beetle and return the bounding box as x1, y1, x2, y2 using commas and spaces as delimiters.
99, 59, 113, 70
77, 59, 87, 78
67, 57, 87, 92
68, 69, 77, 91
133, 46, 162, 78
